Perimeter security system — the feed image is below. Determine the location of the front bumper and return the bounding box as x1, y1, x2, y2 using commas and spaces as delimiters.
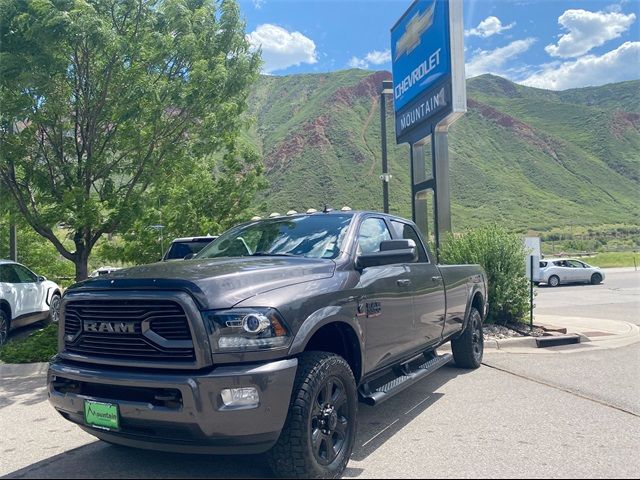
47, 357, 298, 454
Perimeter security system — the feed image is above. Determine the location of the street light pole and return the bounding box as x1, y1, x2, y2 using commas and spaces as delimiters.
380, 80, 394, 213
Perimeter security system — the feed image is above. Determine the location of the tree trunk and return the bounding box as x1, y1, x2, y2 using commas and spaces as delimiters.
74, 242, 90, 282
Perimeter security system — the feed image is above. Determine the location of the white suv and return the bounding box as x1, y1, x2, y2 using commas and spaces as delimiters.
0, 260, 62, 345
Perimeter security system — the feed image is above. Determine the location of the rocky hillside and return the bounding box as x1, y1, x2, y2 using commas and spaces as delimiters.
244, 71, 639, 232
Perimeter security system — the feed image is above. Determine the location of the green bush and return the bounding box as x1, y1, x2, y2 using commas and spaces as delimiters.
439, 224, 530, 324
0, 324, 59, 363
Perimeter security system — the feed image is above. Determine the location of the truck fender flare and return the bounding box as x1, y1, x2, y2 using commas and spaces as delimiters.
289, 306, 365, 376
459, 285, 486, 335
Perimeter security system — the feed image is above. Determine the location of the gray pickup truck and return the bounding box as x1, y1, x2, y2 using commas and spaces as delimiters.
48, 210, 487, 479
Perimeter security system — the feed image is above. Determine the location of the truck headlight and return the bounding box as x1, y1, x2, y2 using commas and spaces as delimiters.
202, 308, 291, 352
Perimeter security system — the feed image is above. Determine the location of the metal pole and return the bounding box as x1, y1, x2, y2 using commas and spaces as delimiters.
380, 81, 393, 214
530, 255, 534, 331
433, 124, 452, 243
412, 143, 428, 238
380, 91, 389, 213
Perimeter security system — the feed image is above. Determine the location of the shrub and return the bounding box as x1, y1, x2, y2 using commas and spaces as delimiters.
0, 324, 58, 364
439, 224, 530, 324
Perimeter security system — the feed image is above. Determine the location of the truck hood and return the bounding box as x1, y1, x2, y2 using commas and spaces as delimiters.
68, 257, 336, 309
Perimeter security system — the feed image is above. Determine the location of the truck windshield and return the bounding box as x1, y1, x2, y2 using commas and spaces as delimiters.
196, 214, 353, 260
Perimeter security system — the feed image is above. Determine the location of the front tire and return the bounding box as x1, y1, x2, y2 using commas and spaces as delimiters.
268, 352, 357, 479
42, 293, 61, 326
451, 307, 484, 369
591, 273, 603, 285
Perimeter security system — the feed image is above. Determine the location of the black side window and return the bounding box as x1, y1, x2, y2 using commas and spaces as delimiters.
1, 265, 22, 283
13, 265, 37, 283
391, 221, 429, 263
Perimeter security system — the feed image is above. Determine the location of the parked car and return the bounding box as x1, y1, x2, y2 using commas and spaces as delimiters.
0, 260, 62, 346
538, 258, 605, 287
162, 235, 218, 261
48, 210, 487, 478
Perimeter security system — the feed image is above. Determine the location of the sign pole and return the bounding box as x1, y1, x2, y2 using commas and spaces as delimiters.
530, 255, 534, 332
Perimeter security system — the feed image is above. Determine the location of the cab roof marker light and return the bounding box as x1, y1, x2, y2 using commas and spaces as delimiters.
250, 216, 262, 221
341, 206, 352, 211
269, 212, 281, 218
306, 208, 318, 214
286, 210, 298, 215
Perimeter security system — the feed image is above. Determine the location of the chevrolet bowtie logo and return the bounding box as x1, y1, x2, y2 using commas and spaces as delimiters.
395, 0, 436, 60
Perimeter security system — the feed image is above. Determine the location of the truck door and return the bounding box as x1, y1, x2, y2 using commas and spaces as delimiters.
355, 217, 416, 373
390, 221, 446, 350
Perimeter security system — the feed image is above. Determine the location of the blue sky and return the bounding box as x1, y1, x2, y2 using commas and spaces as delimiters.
238, 0, 640, 90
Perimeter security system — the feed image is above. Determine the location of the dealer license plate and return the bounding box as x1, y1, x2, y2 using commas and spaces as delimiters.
84, 400, 120, 431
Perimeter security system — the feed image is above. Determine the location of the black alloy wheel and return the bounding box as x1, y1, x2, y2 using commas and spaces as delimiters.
311, 376, 350, 466
452, 307, 484, 369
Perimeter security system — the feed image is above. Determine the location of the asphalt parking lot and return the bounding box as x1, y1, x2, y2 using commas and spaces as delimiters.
1, 268, 639, 479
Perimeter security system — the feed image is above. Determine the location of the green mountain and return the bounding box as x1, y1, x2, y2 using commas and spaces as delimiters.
245, 71, 639, 232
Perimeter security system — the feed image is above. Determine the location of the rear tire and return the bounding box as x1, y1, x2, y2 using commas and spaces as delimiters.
451, 307, 483, 369
0, 309, 10, 347
548, 275, 560, 287
590, 273, 603, 285
267, 352, 357, 479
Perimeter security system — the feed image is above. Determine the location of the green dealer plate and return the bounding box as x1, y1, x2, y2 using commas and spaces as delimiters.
84, 400, 120, 431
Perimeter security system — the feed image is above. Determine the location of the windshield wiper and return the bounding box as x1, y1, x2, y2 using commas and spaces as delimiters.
248, 252, 298, 257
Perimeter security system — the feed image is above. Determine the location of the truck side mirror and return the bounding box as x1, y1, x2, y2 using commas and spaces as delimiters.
356, 239, 418, 269
183, 253, 196, 260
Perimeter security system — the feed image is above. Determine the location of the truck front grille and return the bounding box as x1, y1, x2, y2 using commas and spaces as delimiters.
63, 299, 195, 362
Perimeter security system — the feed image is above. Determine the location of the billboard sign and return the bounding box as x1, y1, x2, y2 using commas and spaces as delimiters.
391, 0, 466, 144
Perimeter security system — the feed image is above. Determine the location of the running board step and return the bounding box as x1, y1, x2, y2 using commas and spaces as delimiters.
360, 353, 452, 406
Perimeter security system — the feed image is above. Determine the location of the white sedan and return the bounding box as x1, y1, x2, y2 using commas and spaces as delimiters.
538, 258, 605, 287
0, 260, 62, 345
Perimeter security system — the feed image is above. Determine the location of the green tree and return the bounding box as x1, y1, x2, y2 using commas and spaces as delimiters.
0, 0, 261, 280
99, 143, 265, 264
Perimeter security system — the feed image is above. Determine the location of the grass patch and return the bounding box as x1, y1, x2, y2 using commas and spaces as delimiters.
0, 324, 58, 364
583, 252, 640, 268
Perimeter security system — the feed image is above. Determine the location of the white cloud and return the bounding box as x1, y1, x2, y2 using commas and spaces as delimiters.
465, 16, 516, 37
521, 41, 640, 90
545, 9, 636, 58
465, 38, 536, 77
347, 57, 369, 69
347, 49, 391, 69
246, 24, 318, 73
364, 49, 391, 65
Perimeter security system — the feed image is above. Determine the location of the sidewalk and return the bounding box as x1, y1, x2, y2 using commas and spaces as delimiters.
485, 314, 640, 354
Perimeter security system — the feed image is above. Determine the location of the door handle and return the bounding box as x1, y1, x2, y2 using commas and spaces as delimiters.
431, 276, 442, 282
397, 279, 412, 287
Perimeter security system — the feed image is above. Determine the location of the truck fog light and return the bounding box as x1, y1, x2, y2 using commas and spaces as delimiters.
221, 387, 260, 408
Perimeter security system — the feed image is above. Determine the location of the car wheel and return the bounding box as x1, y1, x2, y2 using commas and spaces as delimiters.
0, 309, 10, 347
451, 307, 484, 369
591, 273, 603, 285
49, 293, 61, 324
548, 275, 560, 287
268, 352, 357, 479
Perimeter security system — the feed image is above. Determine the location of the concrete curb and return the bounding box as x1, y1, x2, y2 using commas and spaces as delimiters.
485, 316, 640, 353
0, 362, 48, 379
